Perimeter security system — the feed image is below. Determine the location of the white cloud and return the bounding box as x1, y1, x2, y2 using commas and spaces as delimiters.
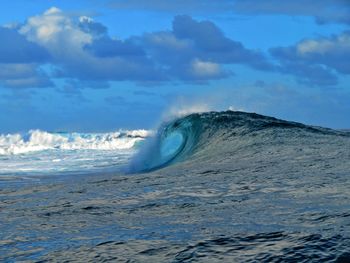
0, 9, 271, 85
148, 32, 191, 50
20, 7, 92, 54
79, 16, 94, 24
16, 7, 156, 81
190, 59, 222, 78
297, 32, 350, 55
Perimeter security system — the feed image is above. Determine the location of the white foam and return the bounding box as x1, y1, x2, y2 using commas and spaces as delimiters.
0, 129, 151, 155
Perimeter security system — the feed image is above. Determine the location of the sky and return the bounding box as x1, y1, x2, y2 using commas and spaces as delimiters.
0, 0, 350, 133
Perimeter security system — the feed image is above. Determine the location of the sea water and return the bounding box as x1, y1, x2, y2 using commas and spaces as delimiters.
1, 111, 350, 262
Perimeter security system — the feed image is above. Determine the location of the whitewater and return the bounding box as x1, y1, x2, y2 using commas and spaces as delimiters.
0, 129, 149, 177
2, 111, 350, 262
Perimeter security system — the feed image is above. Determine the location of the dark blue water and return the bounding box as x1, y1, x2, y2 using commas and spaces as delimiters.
1, 111, 350, 262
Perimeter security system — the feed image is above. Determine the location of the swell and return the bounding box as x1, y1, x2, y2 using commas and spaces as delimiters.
129, 110, 349, 173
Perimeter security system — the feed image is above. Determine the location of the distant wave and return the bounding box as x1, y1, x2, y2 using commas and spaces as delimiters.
0, 129, 150, 155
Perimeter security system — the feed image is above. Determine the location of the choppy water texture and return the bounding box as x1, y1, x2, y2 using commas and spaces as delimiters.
1, 111, 350, 262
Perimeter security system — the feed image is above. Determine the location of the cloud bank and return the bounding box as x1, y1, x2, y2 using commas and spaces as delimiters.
0, 7, 273, 88
0, 6, 349, 89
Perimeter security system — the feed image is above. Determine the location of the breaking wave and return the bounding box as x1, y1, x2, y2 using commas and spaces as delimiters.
0, 129, 151, 177
129, 110, 349, 173
0, 129, 150, 155
129, 117, 201, 172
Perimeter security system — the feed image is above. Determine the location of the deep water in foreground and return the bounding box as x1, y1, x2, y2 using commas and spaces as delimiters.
1, 111, 350, 262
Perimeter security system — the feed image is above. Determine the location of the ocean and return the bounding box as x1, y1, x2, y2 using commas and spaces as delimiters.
1, 111, 350, 262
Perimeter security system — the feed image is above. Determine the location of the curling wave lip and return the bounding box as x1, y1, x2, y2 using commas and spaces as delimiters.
128, 116, 202, 173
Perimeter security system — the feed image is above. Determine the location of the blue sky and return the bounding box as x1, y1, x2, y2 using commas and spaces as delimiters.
0, 0, 350, 132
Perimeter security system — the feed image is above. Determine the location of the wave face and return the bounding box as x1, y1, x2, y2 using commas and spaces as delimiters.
0, 129, 149, 177
130, 110, 349, 172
